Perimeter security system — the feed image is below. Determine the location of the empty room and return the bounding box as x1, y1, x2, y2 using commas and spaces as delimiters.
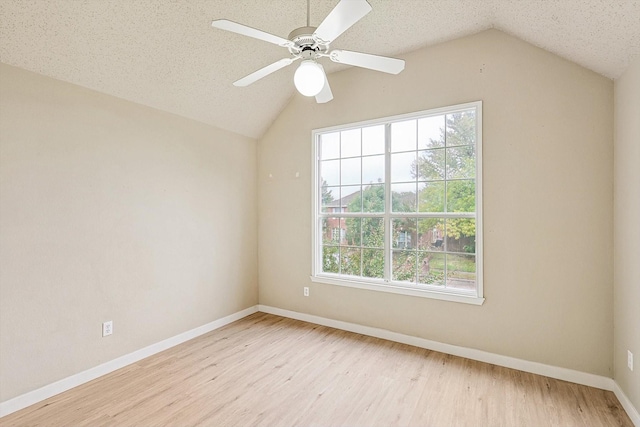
0, 0, 638, 425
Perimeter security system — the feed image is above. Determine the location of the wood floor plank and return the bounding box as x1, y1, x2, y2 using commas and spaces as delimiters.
0, 313, 633, 427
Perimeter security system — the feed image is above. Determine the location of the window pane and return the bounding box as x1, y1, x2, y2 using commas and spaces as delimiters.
341, 185, 361, 213
362, 184, 385, 213
392, 218, 416, 249
321, 185, 340, 212
446, 254, 476, 291
417, 218, 445, 251
391, 151, 417, 183
322, 218, 334, 244
392, 251, 416, 282
323, 221, 347, 245
418, 181, 445, 212
446, 179, 475, 212
330, 227, 341, 243
391, 182, 416, 212
446, 146, 475, 180
418, 115, 445, 149
362, 249, 384, 279
415, 149, 445, 181
341, 157, 361, 185
341, 129, 361, 158
323, 218, 344, 244
341, 247, 361, 276
362, 125, 385, 155
320, 132, 340, 160
322, 246, 340, 273
362, 155, 385, 184
362, 218, 384, 248
391, 119, 417, 152
446, 110, 475, 147
418, 252, 445, 286
344, 217, 362, 246
321, 159, 340, 186
444, 219, 476, 253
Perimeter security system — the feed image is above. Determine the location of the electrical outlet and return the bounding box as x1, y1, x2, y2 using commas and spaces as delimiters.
102, 321, 113, 337
303, 287, 309, 297
628, 350, 634, 371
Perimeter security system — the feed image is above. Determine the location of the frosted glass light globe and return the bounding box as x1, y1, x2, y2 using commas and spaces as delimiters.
294, 60, 325, 97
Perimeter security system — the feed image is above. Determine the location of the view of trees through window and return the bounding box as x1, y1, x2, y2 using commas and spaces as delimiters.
317, 105, 480, 294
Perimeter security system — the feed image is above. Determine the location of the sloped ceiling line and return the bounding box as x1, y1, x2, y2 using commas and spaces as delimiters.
1, 0, 638, 139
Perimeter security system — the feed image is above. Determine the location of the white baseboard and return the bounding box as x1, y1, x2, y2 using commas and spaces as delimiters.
0, 305, 258, 418
613, 381, 640, 427
259, 305, 640, 425
3, 304, 637, 426
258, 305, 613, 390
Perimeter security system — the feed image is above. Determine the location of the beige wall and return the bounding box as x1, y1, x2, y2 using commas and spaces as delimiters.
614, 56, 640, 410
0, 27, 626, 407
0, 64, 258, 401
258, 29, 614, 376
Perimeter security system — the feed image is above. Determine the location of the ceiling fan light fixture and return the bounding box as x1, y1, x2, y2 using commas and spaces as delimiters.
212, 0, 405, 103
294, 60, 325, 97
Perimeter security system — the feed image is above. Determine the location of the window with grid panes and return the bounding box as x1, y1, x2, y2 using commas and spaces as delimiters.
312, 102, 483, 304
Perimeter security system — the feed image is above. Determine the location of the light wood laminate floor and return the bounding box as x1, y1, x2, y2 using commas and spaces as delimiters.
1, 312, 633, 426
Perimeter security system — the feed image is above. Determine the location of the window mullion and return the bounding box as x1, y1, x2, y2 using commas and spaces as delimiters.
443, 128, 448, 283
384, 123, 392, 282
338, 131, 343, 275
360, 131, 364, 277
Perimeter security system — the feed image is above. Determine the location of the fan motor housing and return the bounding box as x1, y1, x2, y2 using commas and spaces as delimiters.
288, 26, 328, 55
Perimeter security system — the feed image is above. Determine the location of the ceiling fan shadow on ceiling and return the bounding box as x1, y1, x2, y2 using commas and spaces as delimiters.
211, 0, 405, 104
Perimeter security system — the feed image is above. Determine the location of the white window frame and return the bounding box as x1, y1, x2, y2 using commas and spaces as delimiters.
311, 101, 484, 305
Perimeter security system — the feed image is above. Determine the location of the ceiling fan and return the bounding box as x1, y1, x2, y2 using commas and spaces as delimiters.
211, 0, 405, 104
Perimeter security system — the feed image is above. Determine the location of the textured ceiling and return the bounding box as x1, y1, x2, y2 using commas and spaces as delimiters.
1, 0, 639, 139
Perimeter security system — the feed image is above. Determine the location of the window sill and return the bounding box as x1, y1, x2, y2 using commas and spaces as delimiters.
310, 275, 485, 306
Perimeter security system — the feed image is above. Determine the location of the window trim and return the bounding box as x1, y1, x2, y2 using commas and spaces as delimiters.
311, 101, 484, 305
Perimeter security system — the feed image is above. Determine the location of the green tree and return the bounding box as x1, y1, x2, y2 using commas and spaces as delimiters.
321, 179, 334, 207
340, 185, 387, 278
414, 111, 476, 250
444, 111, 476, 146
340, 185, 423, 279
345, 185, 414, 249
322, 246, 339, 273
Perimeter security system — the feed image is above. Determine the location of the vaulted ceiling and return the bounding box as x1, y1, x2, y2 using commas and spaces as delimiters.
1, 0, 639, 139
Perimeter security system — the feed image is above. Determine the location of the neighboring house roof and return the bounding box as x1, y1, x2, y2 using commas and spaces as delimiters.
325, 188, 361, 208
326, 186, 417, 209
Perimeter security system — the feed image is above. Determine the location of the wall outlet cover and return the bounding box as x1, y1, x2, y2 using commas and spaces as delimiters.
102, 321, 113, 337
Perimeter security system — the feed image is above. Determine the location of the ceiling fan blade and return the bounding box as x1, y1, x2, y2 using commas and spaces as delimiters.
212, 19, 293, 48
313, 0, 372, 44
315, 65, 333, 104
329, 49, 405, 74
234, 58, 294, 87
